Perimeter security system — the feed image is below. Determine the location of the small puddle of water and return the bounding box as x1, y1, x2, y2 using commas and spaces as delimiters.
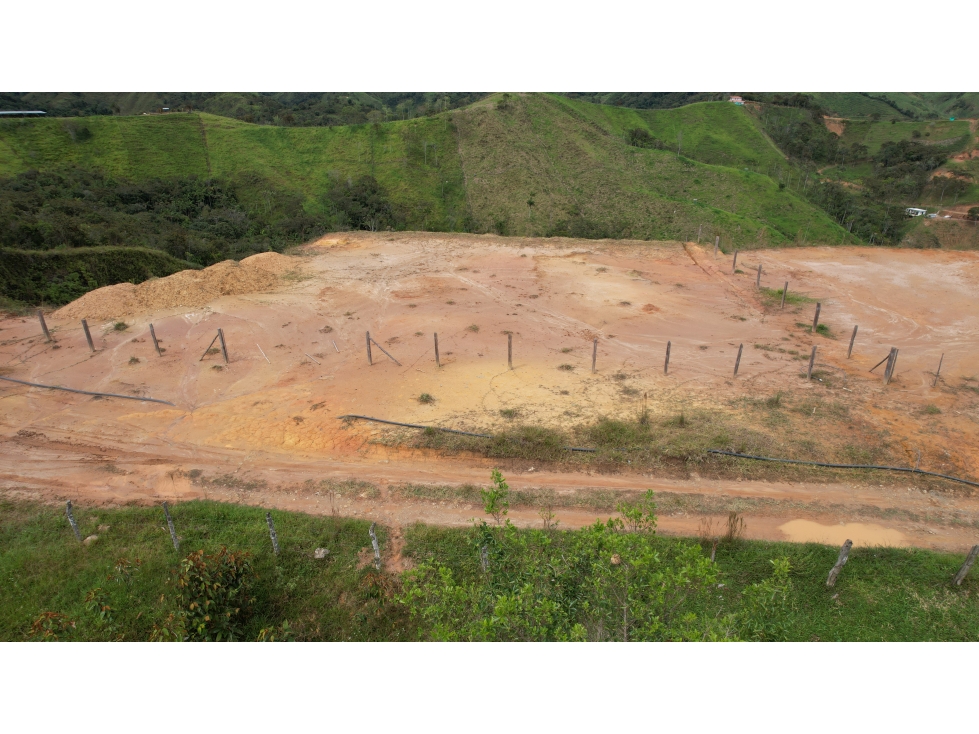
778, 519, 908, 547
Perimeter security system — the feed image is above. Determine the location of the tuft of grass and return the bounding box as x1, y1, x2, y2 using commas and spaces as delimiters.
765, 392, 783, 408
128, 356, 140, 365
923, 404, 942, 415
499, 408, 519, 419
558, 364, 574, 371
561, 347, 573, 353
113, 322, 128, 331
760, 287, 815, 306
418, 393, 435, 404
466, 324, 479, 333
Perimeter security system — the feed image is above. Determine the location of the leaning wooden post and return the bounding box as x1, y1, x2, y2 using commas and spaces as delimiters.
826, 539, 853, 587
756, 263, 762, 288
714, 235, 720, 257
807, 346, 817, 381
780, 282, 788, 309
847, 325, 858, 359
664, 340, 671, 375
933, 353, 944, 388
366, 331, 373, 365
811, 303, 821, 333
149, 323, 162, 356
65, 500, 81, 542
368, 522, 381, 570
217, 328, 229, 364
953, 545, 979, 586
37, 309, 52, 343
507, 333, 513, 370
434, 333, 440, 368
732, 250, 739, 273
162, 501, 179, 551
591, 338, 598, 374
199, 332, 220, 361
884, 348, 899, 386
82, 319, 95, 353
266, 512, 280, 556
733, 343, 743, 377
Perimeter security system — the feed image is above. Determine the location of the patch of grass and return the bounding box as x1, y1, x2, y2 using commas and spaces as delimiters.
499, 408, 519, 419
558, 364, 574, 371
466, 324, 479, 333
760, 287, 815, 306
128, 356, 140, 365
113, 322, 128, 331
0, 497, 409, 641
814, 323, 833, 338
418, 393, 435, 404
923, 404, 942, 415
561, 347, 573, 353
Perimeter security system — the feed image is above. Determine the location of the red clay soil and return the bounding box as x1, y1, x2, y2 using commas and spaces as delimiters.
4, 232, 979, 551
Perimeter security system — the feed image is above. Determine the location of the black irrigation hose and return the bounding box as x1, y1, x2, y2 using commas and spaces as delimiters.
337, 414, 597, 452
0, 375, 176, 406
707, 449, 979, 489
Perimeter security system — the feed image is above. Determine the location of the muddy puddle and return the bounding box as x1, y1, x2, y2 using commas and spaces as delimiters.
778, 519, 908, 547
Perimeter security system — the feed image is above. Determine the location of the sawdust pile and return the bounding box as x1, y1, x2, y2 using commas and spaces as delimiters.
55, 255, 299, 321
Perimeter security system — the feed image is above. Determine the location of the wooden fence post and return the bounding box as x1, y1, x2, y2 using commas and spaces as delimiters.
162, 502, 179, 551
366, 331, 373, 365
217, 328, 229, 364
933, 353, 944, 387
953, 545, 979, 586
756, 263, 762, 288
149, 323, 162, 356
480, 544, 490, 572
714, 235, 719, 257
812, 303, 821, 333
664, 340, 671, 375
507, 333, 513, 370
884, 348, 899, 385
826, 539, 853, 587
591, 338, 598, 374
847, 325, 858, 359
82, 319, 95, 353
65, 500, 81, 541
780, 282, 788, 309
369, 522, 381, 570
37, 309, 52, 343
732, 250, 739, 273
733, 343, 743, 377
434, 333, 440, 368
266, 512, 280, 556
807, 345, 817, 380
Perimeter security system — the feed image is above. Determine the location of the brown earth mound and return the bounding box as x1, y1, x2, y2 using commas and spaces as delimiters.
55, 257, 296, 321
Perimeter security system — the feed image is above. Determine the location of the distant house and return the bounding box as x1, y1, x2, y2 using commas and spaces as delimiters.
729, 96, 744, 105
905, 207, 928, 217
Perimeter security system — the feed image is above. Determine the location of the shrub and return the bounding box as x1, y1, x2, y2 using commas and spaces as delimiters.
173, 547, 255, 642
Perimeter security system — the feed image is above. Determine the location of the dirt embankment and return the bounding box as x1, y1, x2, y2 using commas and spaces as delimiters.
55, 252, 300, 321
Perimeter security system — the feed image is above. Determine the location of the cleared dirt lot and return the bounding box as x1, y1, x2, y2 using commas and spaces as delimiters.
3, 232, 979, 550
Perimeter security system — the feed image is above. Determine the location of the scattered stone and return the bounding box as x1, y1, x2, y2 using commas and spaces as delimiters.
314, 548, 330, 560
83, 535, 99, 545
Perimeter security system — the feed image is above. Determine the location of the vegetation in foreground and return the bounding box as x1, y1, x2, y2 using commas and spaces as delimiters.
3, 478, 979, 641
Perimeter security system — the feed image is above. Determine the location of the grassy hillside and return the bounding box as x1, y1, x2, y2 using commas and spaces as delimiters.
839, 119, 972, 155
0, 114, 210, 179
0, 95, 850, 254
455, 94, 848, 246
810, 93, 908, 120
